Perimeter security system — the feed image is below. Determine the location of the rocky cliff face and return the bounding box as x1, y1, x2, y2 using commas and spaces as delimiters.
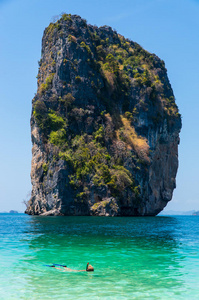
25, 14, 181, 216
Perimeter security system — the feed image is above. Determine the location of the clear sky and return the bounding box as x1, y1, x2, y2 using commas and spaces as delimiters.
0, 0, 199, 212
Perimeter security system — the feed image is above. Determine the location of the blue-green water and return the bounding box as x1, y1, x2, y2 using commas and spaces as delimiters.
0, 214, 199, 299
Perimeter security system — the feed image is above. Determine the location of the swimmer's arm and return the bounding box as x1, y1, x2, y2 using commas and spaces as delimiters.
53, 266, 86, 272
64, 268, 86, 272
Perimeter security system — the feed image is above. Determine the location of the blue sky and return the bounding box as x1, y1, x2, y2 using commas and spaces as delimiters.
0, 0, 199, 212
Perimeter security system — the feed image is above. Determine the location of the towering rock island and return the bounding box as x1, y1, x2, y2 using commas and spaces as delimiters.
26, 14, 181, 216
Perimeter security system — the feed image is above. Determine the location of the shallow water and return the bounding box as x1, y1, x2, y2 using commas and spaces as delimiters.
0, 214, 199, 299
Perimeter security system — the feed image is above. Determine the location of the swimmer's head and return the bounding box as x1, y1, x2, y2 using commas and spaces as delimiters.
86, 262, 94, 272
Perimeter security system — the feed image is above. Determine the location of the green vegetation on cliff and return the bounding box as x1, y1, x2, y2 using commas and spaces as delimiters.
27, 14, 181, 216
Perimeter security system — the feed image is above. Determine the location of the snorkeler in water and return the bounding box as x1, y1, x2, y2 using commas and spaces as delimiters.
51, 262, 94, 272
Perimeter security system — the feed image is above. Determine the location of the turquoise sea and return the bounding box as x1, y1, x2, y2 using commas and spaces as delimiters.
0, 214, 199, 299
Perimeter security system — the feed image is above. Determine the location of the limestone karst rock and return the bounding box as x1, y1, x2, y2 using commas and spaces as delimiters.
25, 14, 181, 216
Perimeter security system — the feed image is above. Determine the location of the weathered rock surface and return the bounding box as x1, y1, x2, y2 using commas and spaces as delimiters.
25, 14, 181, 216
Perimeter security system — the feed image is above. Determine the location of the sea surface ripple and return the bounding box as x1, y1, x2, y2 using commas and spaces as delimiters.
0, 214, 199, 299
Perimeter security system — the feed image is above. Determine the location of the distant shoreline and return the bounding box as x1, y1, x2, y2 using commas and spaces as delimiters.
0, 211, 24, 214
